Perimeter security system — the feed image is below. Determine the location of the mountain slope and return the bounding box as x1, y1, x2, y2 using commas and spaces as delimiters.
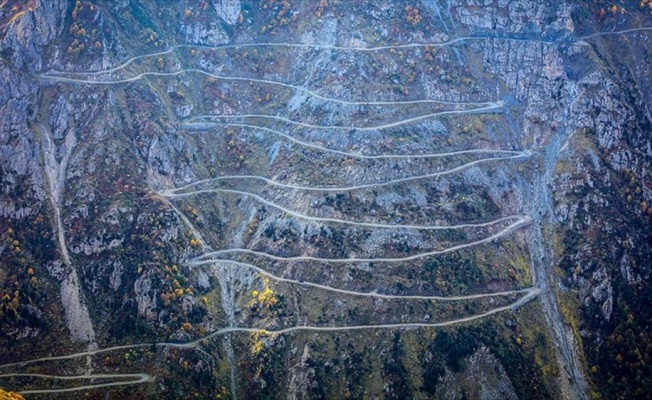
0, 1, 650, 399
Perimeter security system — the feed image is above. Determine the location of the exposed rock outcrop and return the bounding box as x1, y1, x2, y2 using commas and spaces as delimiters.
214, 0, 241, 25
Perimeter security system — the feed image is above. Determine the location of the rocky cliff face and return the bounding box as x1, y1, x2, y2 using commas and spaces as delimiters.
0, 0, 650, 399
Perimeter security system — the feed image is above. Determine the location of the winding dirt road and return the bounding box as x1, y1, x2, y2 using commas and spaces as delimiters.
43, 27, 652, 77
0, 373, 151, 395
187, 102, 503, 130
163, 152, 529, 195
200, 258, 535, 301
193, 215, 531, 264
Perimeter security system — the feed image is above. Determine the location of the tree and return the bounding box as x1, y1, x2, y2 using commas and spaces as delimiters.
0, 388, 25, 400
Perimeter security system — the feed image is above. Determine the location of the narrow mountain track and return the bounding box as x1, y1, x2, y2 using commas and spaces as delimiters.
186, 101, 504, 130
44, 27, 652, 77
202, 258, 536, 301
41, 69, 500, 108
192, 216, 531, 264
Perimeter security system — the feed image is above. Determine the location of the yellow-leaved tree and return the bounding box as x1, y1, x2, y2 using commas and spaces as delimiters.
0, 387, 25, 400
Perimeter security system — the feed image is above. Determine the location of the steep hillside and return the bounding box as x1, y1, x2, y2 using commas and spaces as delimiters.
0, 1, 650, 399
